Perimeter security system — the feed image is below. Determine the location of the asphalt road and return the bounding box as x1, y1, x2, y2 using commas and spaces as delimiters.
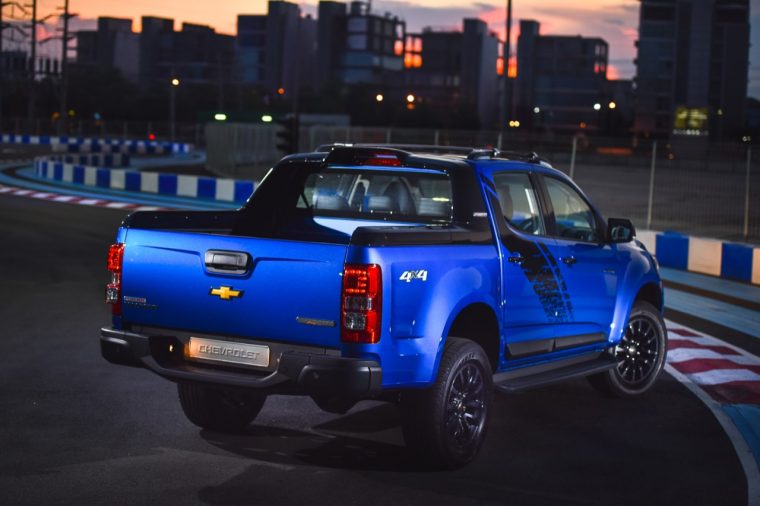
0, 192, 747, 505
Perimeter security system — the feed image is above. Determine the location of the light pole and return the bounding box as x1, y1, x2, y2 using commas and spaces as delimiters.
27, 0, 36, 125
0, 1, 6, 133
169, 77, 179, 141
503, 0, 513, 129
58, 0, 75, 136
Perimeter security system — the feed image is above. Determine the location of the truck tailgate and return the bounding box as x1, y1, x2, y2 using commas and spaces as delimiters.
121, 229, 347, 348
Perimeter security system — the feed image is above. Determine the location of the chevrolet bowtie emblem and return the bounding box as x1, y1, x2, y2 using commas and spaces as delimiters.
209, 286, 243, 301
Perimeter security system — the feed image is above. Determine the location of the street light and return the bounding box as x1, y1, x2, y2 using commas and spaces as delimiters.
593, 103, 601, 111
406, 94, 415, 103
261, 115, 273, 123
608, 101, 616, 109
533, 107, 540, 114
169, 77, 179, 141
376, 93, 384, 102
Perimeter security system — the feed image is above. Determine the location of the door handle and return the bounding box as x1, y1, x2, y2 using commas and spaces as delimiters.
561, 256, 577, 266
205, 250, 250, 275
508, 255, 525, 265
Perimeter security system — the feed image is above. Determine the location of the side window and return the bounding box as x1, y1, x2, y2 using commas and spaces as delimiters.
492, 172, 545, 235
544, 177, 598, 242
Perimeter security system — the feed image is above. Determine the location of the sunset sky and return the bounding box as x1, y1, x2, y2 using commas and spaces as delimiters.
16, 0, 760, 97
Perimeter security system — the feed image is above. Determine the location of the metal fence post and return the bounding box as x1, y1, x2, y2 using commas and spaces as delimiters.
385, 128, 391, 144
497, 131, 503, 150
646, 140, 657, 230
434, 129, 440, 145
569, 136, 577, 179
744, 146, 752, 241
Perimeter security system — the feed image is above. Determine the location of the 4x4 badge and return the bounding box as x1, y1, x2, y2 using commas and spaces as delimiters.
209, 286, 243, 300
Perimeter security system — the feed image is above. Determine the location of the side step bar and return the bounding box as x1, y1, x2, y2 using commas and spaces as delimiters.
493, 353, 618, 393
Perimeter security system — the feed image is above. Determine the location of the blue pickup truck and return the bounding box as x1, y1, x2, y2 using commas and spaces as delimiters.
101, 145, 666, 467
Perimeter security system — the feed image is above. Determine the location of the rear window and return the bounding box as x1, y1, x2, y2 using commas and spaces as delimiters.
298, 168, 453, 223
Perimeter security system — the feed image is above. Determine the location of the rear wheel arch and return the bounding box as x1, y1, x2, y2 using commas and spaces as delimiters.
445, 303, 501, 372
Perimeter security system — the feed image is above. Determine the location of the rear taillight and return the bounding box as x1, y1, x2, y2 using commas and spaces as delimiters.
341, 264, 382, 344
106, 243, 124, 315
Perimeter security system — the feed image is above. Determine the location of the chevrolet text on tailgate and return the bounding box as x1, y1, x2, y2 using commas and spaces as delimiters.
101, 145, 667, 467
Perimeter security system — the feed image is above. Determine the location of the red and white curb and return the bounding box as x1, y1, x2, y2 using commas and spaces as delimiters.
665, 319, 760, 505
666, 320, 760, 404
0, 183, 169, 212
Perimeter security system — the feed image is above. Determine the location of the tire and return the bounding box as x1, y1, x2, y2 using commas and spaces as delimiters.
400, 337, 493, 468
177, 382, 266, 433
588, 301, 668, 397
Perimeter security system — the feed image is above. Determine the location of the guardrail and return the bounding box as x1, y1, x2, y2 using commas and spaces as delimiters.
1, 134, 193, 155
33, 159, 255, 204
637, 231, 759, 285
45, 153, 131, 168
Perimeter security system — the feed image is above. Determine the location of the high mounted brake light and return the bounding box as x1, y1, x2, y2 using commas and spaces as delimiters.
324, 147, 404, 168
363, 152, 402, 167
341, 264, 382, 344
106, 243, 124, 315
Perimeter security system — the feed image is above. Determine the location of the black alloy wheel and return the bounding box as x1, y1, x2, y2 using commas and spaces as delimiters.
445, 363, 487, 451
614, 315, 661, 387
587, 300, 667, 397
400, 337, 493, 468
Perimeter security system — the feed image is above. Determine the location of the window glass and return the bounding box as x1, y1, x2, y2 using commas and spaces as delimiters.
544, 177, 598, 241
347, 34, 367, 50
492, 172, 545, 235
298, 169, 452, 222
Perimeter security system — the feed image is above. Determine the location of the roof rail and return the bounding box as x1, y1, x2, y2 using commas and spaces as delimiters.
315, 143, 474, 156
315, 143, 550, 166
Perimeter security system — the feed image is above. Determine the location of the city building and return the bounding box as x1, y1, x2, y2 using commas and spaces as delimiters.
77, 16, 234, 86
634, 0, 750, 139
514, 20, 611, 133
237, 1, 316, 95
76, 17, 139, 81
404, 19, 500, 128
338, 1, 405, 85
315, 1, 348, 88
138, 17, 235, 85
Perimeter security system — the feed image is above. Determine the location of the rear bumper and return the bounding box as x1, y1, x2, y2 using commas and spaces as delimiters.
100, 327, 382, 397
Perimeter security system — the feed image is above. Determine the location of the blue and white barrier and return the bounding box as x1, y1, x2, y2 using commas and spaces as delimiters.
637, 231, 760, 285
34, 159, 255, 204
1, 134, 192, 155
46, 153, 131, 168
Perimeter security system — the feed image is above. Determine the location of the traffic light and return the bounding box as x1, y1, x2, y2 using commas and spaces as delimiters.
276, 115, 299, 154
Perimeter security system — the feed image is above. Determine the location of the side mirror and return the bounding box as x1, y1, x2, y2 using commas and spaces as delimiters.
607, 218, 636, 243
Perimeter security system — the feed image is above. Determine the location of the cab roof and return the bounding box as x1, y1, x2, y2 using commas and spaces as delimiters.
295, 143, 567, 179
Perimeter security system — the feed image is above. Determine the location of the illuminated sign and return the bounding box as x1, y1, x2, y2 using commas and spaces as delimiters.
673, 107, 709, 136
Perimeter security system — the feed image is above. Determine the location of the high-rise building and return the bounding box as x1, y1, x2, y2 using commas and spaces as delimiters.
634, 0, 750, 139
515, 20, 610, 132
76, 17, 139, 81
237, 1, 316, 95
313, 1, 406, 90
404, 19, 500, 128
339, 1, 405, 85
315, 1, 348, 88
138, 17, 174, 83
137, 17, 234, 85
